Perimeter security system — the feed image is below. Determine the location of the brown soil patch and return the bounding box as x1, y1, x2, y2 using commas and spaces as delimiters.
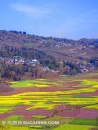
0, 83, 13, 93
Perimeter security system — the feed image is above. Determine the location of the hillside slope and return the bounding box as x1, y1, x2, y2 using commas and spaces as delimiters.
0, 30, 98, 62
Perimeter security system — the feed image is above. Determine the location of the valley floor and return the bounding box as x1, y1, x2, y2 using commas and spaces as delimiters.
0, 73, 98, 130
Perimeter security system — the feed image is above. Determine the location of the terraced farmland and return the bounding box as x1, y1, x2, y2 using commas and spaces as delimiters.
0, 73, 98, 130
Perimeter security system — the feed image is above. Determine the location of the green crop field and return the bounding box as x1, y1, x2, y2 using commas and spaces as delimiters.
53, 124, 95, 130
5, 115, 22, 121
69, 118, 97, 125
9, 79, 59, 88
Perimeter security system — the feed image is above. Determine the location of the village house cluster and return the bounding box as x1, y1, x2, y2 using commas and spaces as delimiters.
0, 56, 40, 66
0, 56, 50, 72
80, 63, 95, 72
0, 56, 95, 73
